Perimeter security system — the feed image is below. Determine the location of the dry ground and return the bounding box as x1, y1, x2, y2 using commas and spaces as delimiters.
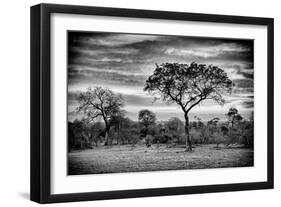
68, 144, 253, 175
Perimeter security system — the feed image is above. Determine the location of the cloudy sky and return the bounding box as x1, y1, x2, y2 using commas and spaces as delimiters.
67, 31, 254, 122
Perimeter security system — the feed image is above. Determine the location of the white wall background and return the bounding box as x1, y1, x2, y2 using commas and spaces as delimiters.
0, 0, 279, 206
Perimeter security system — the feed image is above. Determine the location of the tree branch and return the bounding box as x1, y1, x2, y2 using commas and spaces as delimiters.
186, 96, 206, 114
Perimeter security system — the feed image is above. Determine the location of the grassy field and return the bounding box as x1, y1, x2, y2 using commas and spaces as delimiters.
68, 144, 253, 175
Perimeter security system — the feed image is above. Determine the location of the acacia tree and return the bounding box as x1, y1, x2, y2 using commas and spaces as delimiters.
138, 109, 156, 137
144, 62, 232, 151
77, 87, 124, 145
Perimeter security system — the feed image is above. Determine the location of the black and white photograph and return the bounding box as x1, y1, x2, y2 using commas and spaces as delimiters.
25, 1, 277, 204
67, 31, 254, 175
28, 2, 275, 203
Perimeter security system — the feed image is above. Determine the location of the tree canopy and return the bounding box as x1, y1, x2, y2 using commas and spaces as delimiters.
144, 62, 232, 115
77, 87, 124, 126
138, 109, 156, 130
77, 87, 124, 145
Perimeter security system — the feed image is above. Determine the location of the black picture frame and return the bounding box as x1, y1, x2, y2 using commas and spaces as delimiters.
30, 3, 274, 204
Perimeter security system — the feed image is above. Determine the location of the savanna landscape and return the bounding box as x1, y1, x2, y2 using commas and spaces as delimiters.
67, 32, 254, 175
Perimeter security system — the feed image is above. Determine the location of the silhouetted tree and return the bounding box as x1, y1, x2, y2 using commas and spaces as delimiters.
144, 62, 232, 151
77, 87, 124, 145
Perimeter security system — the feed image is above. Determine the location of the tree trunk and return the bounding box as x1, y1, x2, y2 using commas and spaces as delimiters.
145, 125, 148, 137
103, 117, 110, 146
104, 122, 110, 146
104, 130, 109, 146
184, 114, 192, 151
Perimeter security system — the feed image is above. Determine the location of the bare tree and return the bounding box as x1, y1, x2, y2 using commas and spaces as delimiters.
144, 62, 232, 151
77, 87, 124, 145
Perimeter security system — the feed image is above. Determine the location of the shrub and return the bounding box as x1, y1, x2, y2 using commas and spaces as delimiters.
145, 135, 154, 147
178, 133, 187, 144
213, 132, 226, 148
239, 121, 254, 148
190, 129, 202, 144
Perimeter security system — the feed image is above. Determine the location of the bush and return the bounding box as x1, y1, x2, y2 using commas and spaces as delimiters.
147, 125, 158, 136
128, 127, 140, 145
225, 128, 240, 145
213, 132, 226, 148
145, 135, 154, 147
239, 122, 254, 147
178, 133, 187, 144
190, 129, 202, 144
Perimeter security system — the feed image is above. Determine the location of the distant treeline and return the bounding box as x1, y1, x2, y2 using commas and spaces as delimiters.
68, 108, 253, 151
